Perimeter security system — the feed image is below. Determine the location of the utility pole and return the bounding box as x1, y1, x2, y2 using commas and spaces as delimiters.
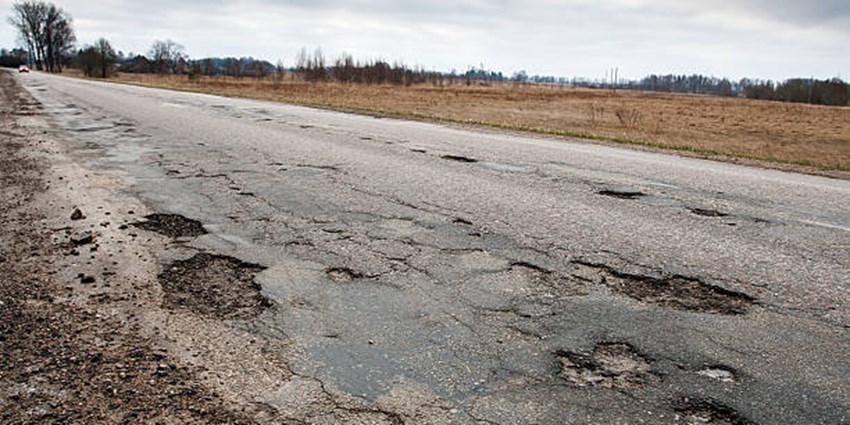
808, 76, 813, 104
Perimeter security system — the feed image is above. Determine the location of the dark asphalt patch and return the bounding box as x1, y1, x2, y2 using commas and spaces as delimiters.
691, 208, 729, 217
133, 214, 207, 238
556, 342, 657, 388
598, 189, 646, 199
158, 253, 270, 319
575, 262, 754, 315
673, 398, 755, 425
441, 154, 478, 163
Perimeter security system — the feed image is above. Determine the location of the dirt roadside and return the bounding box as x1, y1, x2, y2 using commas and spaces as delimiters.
0, 69, 272, 423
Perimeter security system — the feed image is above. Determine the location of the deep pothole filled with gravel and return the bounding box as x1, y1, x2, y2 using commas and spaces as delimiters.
133, 213, 207, 238
158, 253, 270, 319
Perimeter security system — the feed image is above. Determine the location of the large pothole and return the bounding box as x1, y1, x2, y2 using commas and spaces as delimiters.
158, 253, 270, 319
674, 398, 755, 425
133, 213, 207, 238
574, 262, 754, 315
598, 189, 645, 200
556, 342, 658, 388
441, 154, 478, 163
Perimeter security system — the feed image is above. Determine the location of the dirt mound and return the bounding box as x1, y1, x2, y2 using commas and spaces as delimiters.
158, 253, 270, 319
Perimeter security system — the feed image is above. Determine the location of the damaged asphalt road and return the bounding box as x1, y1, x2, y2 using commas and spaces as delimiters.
2, 70, 848, 424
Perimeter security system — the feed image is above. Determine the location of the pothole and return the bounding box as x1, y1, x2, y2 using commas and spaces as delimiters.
575, 262, 754, 315
598, 189, 646, 199
691, 208, 729, 217
556, 342, 658, 388
133, 213, 207, 238
158, 253, 270, 319
442, 154, 478, 163
674, 398, 755, 425
326, 267, 363, 283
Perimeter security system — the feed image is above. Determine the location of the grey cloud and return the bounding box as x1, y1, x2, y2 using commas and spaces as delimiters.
1, 0, 848, 80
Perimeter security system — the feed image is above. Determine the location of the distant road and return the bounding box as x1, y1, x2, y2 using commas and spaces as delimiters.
19, 71, 850, 424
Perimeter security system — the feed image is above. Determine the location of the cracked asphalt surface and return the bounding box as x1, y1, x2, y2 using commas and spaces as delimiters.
5, 70, 849, 424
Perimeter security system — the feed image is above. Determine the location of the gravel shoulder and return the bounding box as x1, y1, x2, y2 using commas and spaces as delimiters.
0, 69, 263, 424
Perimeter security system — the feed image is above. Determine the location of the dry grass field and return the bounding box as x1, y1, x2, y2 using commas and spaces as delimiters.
103, 73, 850, 172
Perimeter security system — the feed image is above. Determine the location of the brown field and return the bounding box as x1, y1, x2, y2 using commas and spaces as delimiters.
94, 73, 850, 172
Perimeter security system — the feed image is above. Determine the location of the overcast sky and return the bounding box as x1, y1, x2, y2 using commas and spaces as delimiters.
2, 0, 848, 81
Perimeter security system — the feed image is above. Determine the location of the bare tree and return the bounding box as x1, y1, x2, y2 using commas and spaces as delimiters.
148, 39, 187, 74
8, 1, 74, 72
42, 3, 74, 72
76, 38, 117, 78
273, 59, 285, 85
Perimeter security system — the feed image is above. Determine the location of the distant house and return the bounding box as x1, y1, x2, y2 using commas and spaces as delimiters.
121, 55, 151, 73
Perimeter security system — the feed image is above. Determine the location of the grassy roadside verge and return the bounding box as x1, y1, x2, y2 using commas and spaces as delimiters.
65, 72, 850, 176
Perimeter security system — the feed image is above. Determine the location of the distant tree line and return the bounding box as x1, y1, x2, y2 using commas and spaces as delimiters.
632, 74, 738, 97
576, 73, 844, 106
292, 48, 445, 86
0, 47, 28, 67
738, 78, 849, 106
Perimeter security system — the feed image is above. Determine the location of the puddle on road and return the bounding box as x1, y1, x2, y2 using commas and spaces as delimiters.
697, 367, 737, 383
480, 162, 529, 173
